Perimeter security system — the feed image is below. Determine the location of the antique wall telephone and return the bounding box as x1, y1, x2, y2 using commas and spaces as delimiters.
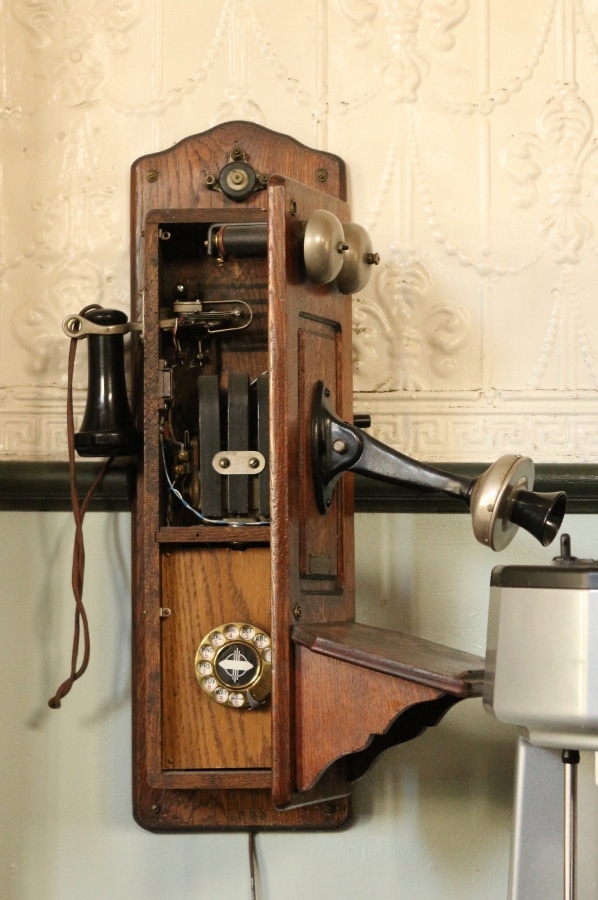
59, 122, 567, 831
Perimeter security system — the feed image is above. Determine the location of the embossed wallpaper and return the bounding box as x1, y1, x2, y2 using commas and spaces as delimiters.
2, 0, 598, 462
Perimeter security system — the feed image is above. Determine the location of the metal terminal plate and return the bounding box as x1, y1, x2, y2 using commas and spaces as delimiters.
212, 450, 266, 475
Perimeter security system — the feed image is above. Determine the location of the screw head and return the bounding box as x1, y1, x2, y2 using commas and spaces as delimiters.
293, 604, 302, 620
146, 170, 158, 182
316, 168, 329, 183
229, 168, 247, 186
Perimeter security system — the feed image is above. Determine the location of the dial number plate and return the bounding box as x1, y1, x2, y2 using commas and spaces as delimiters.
195, 623, 272, 709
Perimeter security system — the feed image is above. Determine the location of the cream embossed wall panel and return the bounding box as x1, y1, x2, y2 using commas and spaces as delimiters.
2, 0, 598, 461
335, 0, 598, 461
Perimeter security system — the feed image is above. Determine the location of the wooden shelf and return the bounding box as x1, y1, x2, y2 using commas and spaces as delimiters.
292, 622, 484, 698
286, 622, 484, 800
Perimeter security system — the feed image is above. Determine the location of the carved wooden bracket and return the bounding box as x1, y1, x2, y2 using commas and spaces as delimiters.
289, 623, 483, 803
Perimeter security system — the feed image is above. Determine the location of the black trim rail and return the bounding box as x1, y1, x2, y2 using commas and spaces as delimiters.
1, 461, 598, 514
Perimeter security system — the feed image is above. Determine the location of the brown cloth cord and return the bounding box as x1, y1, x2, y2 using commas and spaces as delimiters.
48, 305, 113, 709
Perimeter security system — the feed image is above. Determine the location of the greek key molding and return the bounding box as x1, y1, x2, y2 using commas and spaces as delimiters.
354, 389, 598, 462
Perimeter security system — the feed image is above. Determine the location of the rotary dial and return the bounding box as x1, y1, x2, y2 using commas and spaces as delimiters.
195, 622, 272, 709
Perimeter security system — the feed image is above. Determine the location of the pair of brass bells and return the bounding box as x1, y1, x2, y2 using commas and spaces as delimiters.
304, 210, 379, 294
205, 212, 378, 294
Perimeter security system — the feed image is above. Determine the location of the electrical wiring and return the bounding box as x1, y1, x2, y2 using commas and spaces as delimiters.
160, 433, 268, 527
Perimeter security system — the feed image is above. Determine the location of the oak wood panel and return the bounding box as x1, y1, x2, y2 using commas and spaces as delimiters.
132, 784, 350, 832
149, 769, 271, 790
161, 546, 272, 771
298, 321, 341, 585
131, 122, 352, 829
157, 526, 270, 544
267, 175, 355, 809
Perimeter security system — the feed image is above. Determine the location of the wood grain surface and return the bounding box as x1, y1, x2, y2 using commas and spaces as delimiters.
131, 122, 352, 829
161, 545, 272, 772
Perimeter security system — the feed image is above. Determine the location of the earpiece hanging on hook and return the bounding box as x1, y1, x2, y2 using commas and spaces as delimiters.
63, 307, 140, 458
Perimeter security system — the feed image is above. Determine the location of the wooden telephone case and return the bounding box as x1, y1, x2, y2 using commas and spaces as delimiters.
130, 122, 483, 831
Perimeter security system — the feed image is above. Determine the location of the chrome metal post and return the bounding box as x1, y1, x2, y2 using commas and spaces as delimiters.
563, 750, 580, 900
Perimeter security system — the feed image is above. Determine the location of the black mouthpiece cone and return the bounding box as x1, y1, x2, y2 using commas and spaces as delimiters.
509, 490, 567, 546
